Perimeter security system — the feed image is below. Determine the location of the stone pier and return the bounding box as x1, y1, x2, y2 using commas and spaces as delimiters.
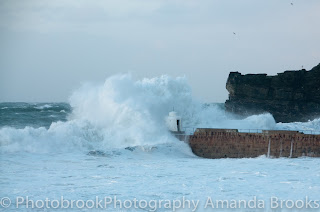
188, 129, 320, 159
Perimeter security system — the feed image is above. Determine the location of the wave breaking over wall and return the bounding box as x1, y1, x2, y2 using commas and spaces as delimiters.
1, 74, 319, 154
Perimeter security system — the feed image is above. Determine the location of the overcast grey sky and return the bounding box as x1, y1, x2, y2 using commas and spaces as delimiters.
1, 0, 320, 102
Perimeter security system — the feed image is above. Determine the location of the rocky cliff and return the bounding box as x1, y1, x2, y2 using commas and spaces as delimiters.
225, 63, 320, 123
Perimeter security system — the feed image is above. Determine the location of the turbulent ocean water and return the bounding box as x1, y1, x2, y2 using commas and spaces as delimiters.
1, 75, 320, 211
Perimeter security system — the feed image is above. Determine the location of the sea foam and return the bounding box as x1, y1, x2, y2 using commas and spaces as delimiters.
1, 74, 319, 154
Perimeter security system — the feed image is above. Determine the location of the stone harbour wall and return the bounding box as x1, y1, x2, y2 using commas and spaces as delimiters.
188, 129, 320, 159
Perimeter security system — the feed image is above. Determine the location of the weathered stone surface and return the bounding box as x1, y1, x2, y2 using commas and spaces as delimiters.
225, 63, 320, 122
188, 129, 320, 159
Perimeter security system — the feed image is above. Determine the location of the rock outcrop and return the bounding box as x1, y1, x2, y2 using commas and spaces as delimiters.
225, 63, 320, 123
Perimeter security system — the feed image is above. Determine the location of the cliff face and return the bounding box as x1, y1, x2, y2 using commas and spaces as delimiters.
225, 63, 320, 123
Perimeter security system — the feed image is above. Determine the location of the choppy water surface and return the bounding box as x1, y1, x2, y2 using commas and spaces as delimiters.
1, 75, 320, 211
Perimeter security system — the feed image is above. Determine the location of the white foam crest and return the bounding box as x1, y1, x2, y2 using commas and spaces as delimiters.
276, 118, 320, 133
68, 74, 191, 148
68, 74, 279, 146
0, 74, 285, 153
0, 121, 97, 153
185, 106, 277, 130
34, 104, 53, 110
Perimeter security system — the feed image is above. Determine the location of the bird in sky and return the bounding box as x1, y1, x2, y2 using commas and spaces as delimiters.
233, 32, 236, 35
291, 3, 293, 5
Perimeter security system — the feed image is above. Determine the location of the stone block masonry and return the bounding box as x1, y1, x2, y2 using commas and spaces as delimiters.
188, 129, 320, 159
